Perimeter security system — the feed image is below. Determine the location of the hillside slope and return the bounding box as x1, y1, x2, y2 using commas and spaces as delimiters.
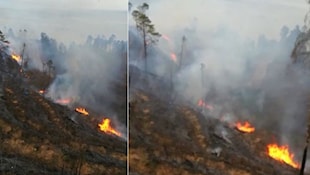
0, 54, 127, 175
129, 65, 303, 175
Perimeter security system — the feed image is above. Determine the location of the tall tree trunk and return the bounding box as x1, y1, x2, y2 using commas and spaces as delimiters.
201, 63, 205, 88
143, 26, 147, 72
299, 96, 310, 175
178, 36, 186, 71
20, 43, 26, 72
170, 61, 173, 92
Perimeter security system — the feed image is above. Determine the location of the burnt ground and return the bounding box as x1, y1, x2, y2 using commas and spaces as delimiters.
0, 55, 127, 175
129, 65, 304, 175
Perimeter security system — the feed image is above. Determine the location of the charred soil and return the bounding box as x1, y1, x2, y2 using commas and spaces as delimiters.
129, 65, 303, 175
0, 55, 127, 175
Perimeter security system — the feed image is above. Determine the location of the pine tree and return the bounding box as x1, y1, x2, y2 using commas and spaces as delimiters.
132, 3, 161, 72
0, 30, 9, 44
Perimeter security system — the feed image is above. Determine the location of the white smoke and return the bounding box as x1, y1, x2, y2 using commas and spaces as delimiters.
129, 0, 309, 161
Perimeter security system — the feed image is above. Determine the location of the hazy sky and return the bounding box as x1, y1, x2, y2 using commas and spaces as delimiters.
1, 0, 127, 10
0, 0, 127, 44
130, 0, 309, 40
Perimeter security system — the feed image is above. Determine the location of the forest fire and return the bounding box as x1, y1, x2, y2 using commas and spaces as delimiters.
161, 35, 177, 63
38, 90, 45, 94
11, 53, 21, 63
55, 98, 71, 105
75, 107, 89, 116
267, 144, 300, 168
235, 121, 255, 133
162, 34, 171, 42
98, 118, 121, 137
170, 53, 177, 62
197, 99, 214, 110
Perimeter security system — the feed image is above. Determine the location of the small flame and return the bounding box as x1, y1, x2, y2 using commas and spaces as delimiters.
267, 144, 299, 168
162, 34, 177, 63
162, 34, 171, 41
235, 121, 255, 133
39, 90, 45, 94
11, 53, 21, 63
75, 107, 89, 116
170, 53, 177, 62
98, 118, 121, 137
197, 99, 214, 110
55, 98, 71, 105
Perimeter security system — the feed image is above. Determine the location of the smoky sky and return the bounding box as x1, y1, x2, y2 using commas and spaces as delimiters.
0, 0, 127, 44
1, 0, 127, 10
130, 0, 307, 40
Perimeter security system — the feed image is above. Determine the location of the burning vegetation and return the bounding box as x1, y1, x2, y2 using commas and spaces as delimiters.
75, 107, 89, 116
129, 89, 303, 175
0, 24, 127, 174
38, 89, 45, 94
98, 118, 122, 137
235, 121, 255, 133
55, 98, 72, 105
267, 144, 300, 169
11, 53, 21, 63
129, 1, 308, 174
197, 99, 214, 111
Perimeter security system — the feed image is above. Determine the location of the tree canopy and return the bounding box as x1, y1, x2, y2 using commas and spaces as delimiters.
0, 30, 9, 44
132, 3, 160, 45
131, 2, 160, 71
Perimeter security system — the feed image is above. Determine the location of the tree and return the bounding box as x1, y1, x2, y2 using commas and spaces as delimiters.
128, 2, 132, 12
178, 35, 187, 71
132, 3, 161, 72
280, 26, 289, 41
40, 32, 58, 61
85, 35, 93, 46
292, 2, 310, 174
0, 30, 9, 44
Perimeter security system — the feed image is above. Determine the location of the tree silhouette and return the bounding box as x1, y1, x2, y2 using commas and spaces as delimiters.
0, 30, 9, 44
132, 2, 161, 72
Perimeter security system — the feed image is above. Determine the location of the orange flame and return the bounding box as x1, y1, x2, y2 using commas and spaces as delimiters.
75, 107, 89, 116
98, 118, 121, 137
197, 99, 214, 110
55, 98, 71, 105
267, 144, 300, 168
11, 53, 21, 63
235, 121, 255, 133
39, 90, 45, 94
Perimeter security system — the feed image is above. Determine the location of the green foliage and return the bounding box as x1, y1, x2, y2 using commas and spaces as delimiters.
131, 2, 161, 71
132, 3, 161, 45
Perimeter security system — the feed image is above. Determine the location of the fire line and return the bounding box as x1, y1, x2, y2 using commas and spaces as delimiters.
267, 143, 300, 168
55, 98, 71, 105
11, 53, 21, 63
98, 118, 121, 137
75, 107, 89, 116
235, 121, 255, 133
197, 99, 214, 110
